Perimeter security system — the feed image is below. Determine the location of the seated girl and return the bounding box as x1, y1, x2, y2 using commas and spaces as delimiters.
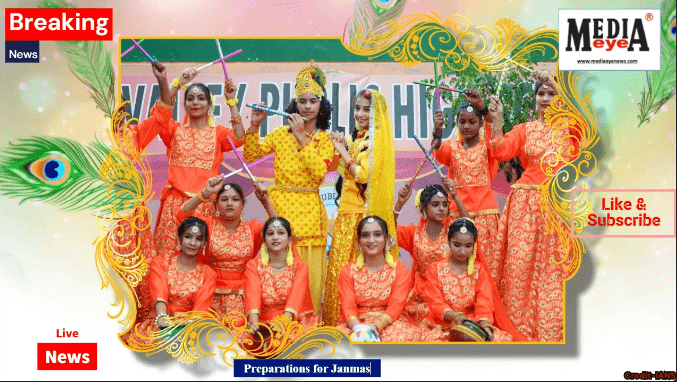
423, 218, 518, 342
336, 216, 424, 342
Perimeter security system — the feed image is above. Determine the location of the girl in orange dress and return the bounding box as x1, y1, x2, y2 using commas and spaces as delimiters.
128, 61, 245, 257
488, 71, 579, 341
431, 89, 502, 272
123, 217, 216, 345
176, 177, 276, 326
244, 217, 318, 338
423, 218, 518, 342
336, 216, 423, 342
393, 182, 469, 322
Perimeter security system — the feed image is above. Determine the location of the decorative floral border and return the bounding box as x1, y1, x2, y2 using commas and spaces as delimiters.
100, 14, 598, 365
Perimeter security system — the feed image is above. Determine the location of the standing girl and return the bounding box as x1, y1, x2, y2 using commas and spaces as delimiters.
244, 63, 336, 313
129, 61, 245, 256
488, 71, 579, 341
323, 89, 397, 326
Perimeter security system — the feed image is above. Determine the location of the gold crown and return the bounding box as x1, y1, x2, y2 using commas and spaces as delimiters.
295, 61, 326, 99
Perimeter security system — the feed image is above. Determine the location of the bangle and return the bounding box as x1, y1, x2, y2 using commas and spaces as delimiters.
478, 105, 489, 116
250, 123, 260, 128
452, 311, 465, 320
393, 206, 402, 214
171, 78, 187, 89
197, 191, 209, 202
155, 313, 169, 327
230, 115, 242, 125
345, 159, 355, 171
156, 99, 174, 111
225, 98, 239, 106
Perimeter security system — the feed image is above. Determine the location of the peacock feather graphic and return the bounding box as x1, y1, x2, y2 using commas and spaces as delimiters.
40, 0, 116, 118
637, 0, 676, 127
0, 136, 135, 213
343, 0, 407, 50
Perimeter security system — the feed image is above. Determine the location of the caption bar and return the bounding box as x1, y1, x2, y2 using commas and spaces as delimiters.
234, 359, 381, 377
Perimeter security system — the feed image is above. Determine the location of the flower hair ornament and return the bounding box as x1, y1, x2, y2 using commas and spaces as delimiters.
414, 189, 423, 209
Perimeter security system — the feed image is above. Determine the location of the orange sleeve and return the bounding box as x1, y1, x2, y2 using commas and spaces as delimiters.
383, 261, 410, 322
193, 266, 217, 312
425, 261, 450, 322
473, 265, 495, 324
327, 152, 341, 172
248, 220, 265, 255
284, 261, 310, 318
491, 123, 525, 161
128, 101, 178, 150
149, 255, 169, 307
218, 125, 245, 153
244, 259, 262, 316
484, 122, 500, 179
433, 140, 453, 168
338, 263, 359, 320
396, 224, 416, 254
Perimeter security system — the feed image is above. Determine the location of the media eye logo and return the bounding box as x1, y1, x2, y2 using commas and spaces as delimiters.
5, 41, 39, 63
559, 9, 661, 71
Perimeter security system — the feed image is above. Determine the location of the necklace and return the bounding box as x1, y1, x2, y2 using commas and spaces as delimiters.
270, 263, 287, 270
293, 128, 319, 158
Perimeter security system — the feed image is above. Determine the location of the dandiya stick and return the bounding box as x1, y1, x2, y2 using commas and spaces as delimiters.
413, 135, 445, 180
195, 49, 243, 72
496, 70, 506, 96
246, 103, 307, 121
131, 39, 154, 63
434, 56, 441, 109
121, 39, 144, 57
407, 143, 438, 187
506, 56, 534, 73
227, 137, 256, 181
220, 153, 273, 179
214, 39, 229, 80
413, 81, 466, 94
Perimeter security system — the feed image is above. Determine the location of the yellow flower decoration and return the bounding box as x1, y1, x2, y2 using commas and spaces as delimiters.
414, 188, 424, 209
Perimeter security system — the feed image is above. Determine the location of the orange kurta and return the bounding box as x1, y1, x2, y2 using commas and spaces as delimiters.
433, 122, 500, 279
336, 260, 424, 342
128, 101, 243, 256
397, 218, 451, 322
176, 208, 264, 322
488, 120, 577, 342
423, 261, 512, 342
244, 257, 317, 327
123, 252, 217, 345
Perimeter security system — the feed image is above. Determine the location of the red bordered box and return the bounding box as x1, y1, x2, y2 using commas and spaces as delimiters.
571, 189, 677, 238
37, 343, 97, 370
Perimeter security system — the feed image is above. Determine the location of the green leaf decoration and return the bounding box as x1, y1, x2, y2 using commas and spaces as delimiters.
637, 0, 676, 127
0, 136, 134, 213
39, 0, 116, 119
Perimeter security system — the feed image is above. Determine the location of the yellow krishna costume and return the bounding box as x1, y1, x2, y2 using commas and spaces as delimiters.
244, 63, 335, 313
323, 89, 397, 326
